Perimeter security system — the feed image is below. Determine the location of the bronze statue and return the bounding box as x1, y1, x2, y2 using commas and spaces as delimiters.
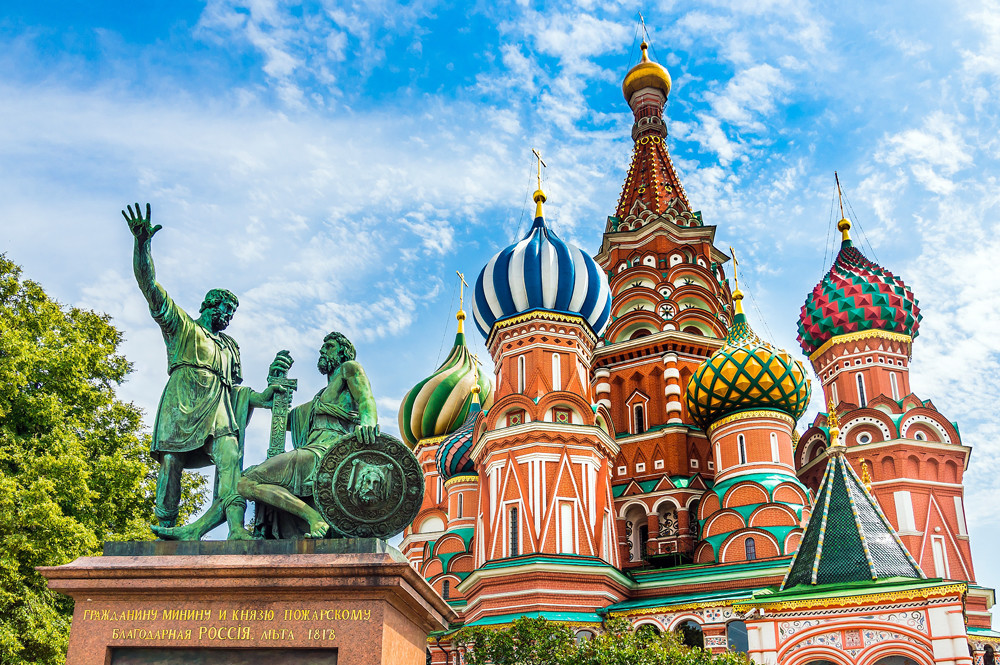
238, 332, 378, 539
124, 203, 288, 540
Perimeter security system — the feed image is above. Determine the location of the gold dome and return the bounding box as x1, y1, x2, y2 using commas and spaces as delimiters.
622, 41, 671, 103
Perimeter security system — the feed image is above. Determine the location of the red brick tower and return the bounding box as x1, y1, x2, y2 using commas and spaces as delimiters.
462, 180, 627, 624
794, 209, 986, 626
592, 41, 734, 568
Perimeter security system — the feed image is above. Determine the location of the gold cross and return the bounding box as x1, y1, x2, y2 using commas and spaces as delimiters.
532, 147, 547, 190
456, 271, 468, 310
729, 245, 741, 291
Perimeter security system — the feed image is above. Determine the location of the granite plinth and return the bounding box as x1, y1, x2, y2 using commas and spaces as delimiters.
40, 539, 457, 665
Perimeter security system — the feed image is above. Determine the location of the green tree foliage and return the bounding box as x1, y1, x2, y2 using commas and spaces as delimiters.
457, 616, 750, 665
0, 255, 207, 665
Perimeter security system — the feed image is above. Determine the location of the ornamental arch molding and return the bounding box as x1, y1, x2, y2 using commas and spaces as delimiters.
841, 415, 894, 442
900, 414, 953, 444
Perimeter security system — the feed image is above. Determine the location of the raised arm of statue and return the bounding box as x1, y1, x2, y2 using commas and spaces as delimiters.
123, 202, 165, 312
343, 360, 378, 446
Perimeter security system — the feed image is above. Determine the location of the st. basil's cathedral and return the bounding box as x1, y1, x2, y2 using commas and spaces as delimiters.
396, 39, 996, 665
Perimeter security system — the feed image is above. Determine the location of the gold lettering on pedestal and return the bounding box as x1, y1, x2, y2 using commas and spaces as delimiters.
197, 626, 252, 641
260, 628, 295, 640
283, 608, 370, 621
308, 628, 336, 641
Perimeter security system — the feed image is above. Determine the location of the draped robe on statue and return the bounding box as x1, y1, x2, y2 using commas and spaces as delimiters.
250, 388, 359, 539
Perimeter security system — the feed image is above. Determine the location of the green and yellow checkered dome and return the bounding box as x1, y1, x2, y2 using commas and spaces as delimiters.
686, 290, 811, 431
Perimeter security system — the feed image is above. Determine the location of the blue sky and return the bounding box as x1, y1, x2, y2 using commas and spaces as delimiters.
1, 1, 998, 605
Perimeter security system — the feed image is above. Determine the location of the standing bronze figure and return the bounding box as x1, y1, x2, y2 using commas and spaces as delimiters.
124, 203, 287, 540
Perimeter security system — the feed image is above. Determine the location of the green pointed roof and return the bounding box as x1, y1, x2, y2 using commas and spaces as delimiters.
781, 449, 924, 590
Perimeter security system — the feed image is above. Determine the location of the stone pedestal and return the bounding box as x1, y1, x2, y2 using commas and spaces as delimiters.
40, 539, 456, 665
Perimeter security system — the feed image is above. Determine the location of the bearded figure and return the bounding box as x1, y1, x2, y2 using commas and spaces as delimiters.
238, 331, 379, 539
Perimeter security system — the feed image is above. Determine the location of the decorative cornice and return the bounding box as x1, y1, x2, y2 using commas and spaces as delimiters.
487, 310, 597, 347
609, 600, 746, 616
734, 582, 966, 612
413, 433, 450, 453
809, 330, 913, 363
707, 409, 796, 437
444, 474, 478, 489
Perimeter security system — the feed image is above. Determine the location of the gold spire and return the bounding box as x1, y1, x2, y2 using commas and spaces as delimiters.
729, 245, 745, 315
456, 271, 468, 334
827, 399, 842, 449
532, 147, 547, 218
622, 38, 672, 102
835, 171, 852, 243
470, 353, 482, 404
859, 457, 873, 492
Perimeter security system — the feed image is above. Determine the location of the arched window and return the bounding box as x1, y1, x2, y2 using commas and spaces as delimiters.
509, 506, 519, 556
726, 620, 748, 653
856, 373, 867, 407
745, 537, 756, 561
575, 630, 595, 644
551, 353, 562, 391
738, 434, 747, 465
456, 493, 463, 518
442, 579, 450, 599
871, 657, 921, 665
985, 645, 995, 665
683, 326, 703, 335
890, 372, 899, 400
517, 356, 526, 393
770, 432, 779, 462
831, 382, 838, 405
674, 620, 704, 648
634, 405, 646, 434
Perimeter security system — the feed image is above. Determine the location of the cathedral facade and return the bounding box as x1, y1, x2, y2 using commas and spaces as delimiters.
396, 41, 996, 665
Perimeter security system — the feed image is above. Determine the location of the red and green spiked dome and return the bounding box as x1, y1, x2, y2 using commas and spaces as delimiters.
797, 218, 920, 356
398, 311, 493, 448
686, 291, 811, 431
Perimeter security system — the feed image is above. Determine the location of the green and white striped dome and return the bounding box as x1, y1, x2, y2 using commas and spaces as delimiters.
398, 312, 493, 448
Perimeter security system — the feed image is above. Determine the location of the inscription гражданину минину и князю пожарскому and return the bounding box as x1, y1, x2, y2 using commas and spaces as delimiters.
81, 606, 371, 643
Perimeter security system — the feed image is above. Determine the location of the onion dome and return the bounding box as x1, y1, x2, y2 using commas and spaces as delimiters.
398, 311, 493, 448
435, 390, 481, 480
686, 289, 811, 431
473, 189, 612, 339
622, 41, 671, 102
797, 217, 920, 356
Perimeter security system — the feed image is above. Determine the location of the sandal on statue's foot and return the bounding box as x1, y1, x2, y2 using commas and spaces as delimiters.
305, 521, 330, 539
228, 526, 254, 541
150, 523, 200, 541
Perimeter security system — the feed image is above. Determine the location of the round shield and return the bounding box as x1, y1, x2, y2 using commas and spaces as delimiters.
313, 433, 424, 539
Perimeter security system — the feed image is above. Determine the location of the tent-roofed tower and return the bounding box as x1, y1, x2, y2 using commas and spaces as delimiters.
592, 36, 734, 569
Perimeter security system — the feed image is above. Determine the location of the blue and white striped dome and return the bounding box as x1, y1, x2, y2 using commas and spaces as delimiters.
472, 212, 612, 339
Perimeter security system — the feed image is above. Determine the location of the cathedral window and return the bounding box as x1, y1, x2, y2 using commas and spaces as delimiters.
442, 580, 450, 599
770, 432, 779, 462
831, 383, 838, 405
738, 434, 747, 465
931, 536, 950, 578
856, 373, 867, 407
456, 494, 463, 518
634, 405, 646, 434
517, 356, 526, 393
890, 372, 899, 400
744, 537, 756, 561
506, 410, 525, 427
551, 353, 562, 391
508, 507, 519, 556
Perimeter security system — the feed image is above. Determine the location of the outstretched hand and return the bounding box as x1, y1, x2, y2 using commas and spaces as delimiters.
122, 202, 161, 245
